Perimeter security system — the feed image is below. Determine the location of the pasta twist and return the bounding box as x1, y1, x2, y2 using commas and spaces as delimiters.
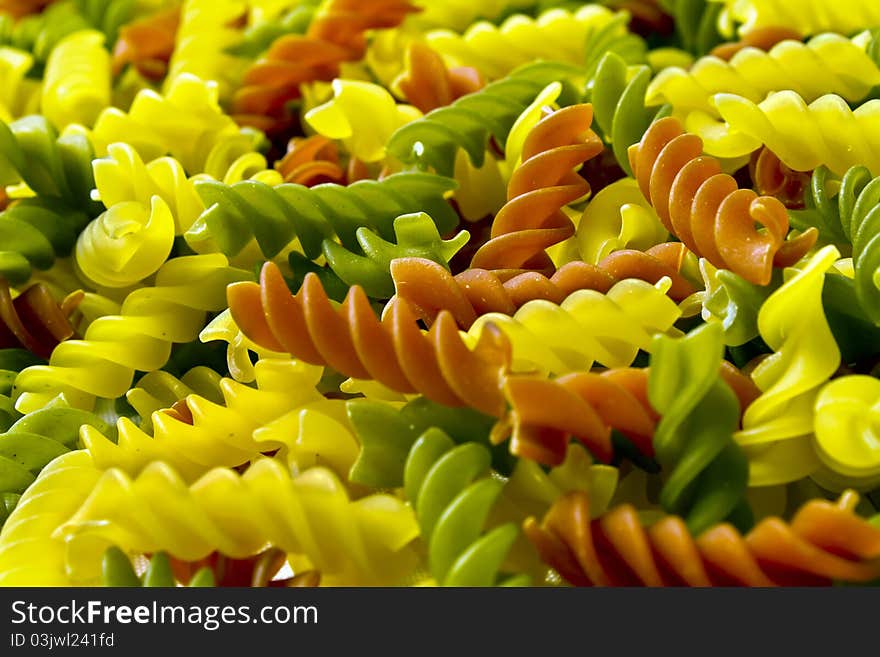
648, 323, 752, 535
411, 0, 535, 31
734, 246, 842, 486
124, 365, 223, 432
493, 367, 655, 468
232, 0, 418, 133
185, 172, 459, 263
0, 279, 82, 359
322, 212, 469, 300
0, 117, 102, 284
812, 376, 880, 492
715, 0, 880, 38
469, 104, 604, 279
749, 146, 811, 209
393, 41, 484, 114
404, 430, 528, 586
41, 29, 111, 130
386, 60, 585, 176
628, 116, 817, 285
164, 0, 248, 101
304, 79, 423, 164
274, 135, 368, 187
0, 450, 103, 585
347, 395, 499, 489
0, 47, 40, 123
55, 458, 421, 586
227, 261, 511, 417
13, 254, 253, 412
791, 165, 880, 324
647, 32, 880, 119
388, 245, 695, 330
81, 358, 325, 482
425, 6, 638, 81
464, 276, 683, 376
589, 52, 669, 175
698, 258, 773, 346
88, 74, 252, 177
524, 487, 880, 586
700, 91, 880, 174
111, 6, 179, 80
0, 404, 114, 516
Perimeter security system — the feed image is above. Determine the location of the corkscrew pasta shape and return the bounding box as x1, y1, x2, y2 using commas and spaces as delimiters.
524, 488, 880, 586
55, 458, 421, 586
628, 115, 817, 285
714, 0, 880, 38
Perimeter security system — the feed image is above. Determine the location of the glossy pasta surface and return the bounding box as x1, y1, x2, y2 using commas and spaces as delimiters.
0, 0, 879, 589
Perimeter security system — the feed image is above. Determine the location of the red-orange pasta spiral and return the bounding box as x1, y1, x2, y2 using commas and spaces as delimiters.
274, 135, 369, 186
524, 489, 880, 586
469, 104, 604, 279
226, 261, 509, 417
0, 279, 83, 359
494, 362, 759, 466
111, 7, 181, 80
709, 26, 803, 61
627, 116, 817, 285
387, 242, 697, 329
395, 41, 484, 113
233, 0, 419, 133
749, 146, 811, 210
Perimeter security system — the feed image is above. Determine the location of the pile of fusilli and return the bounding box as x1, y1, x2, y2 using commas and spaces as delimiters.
1, 0, 880, 588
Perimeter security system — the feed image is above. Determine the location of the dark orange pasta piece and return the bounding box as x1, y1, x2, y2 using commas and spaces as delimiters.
395, 41, 484, 113
524, 489, 880, 586
749, 146, 811, 209
628, 117, 817, 285
233, 0, 419, 134
469, 104, 604, 279
112, 7, 180, 80
227, 261, 509, 417
387, 242, 696, 329
0, 279, 83, 359
274, 135, 369, 186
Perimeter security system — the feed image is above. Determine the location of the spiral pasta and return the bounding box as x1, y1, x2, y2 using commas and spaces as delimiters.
524, 487, 880, 586
82, 358, 326, 481
304, 79, 422, 164
227, 261, 510, 417
464, 276, 682, 375
185, 172, 459, 264
697, 91, 880, 175
791, 165, 880, 324
715, 0, 880, 38
387, 246, 695, 330
404, 431, 528, 586
0, 46, 40, 123
628, 115, 817, 285
55, 458, 421, 585
232, 0, 418, 133
41, 29, 111, 130
347, 395, 498, 488
393, 42, 483, 115
386, 60, 585, 176
426, 6, 639, 81
111, 6, 179, 80
13, 254, 252, 412
734, 246, 842, 486
469, 104, 604, 278
648, 31, 880, 125
0, 404, 114, 524
648, 323, 752, 534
